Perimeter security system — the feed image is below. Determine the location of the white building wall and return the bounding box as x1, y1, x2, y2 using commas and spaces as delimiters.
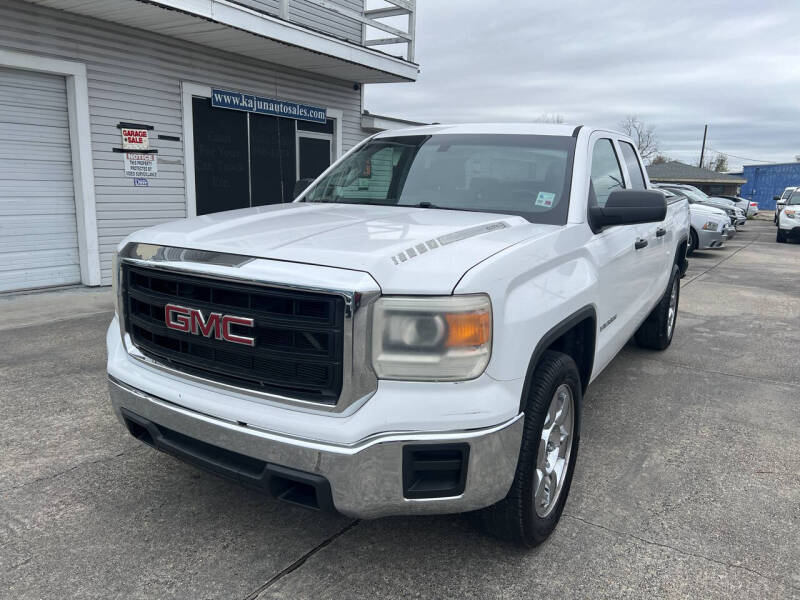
0, 0, 366, 284
288, 0, 364, 43
236, 0, 364, 43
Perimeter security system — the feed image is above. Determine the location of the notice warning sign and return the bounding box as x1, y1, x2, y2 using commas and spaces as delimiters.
124, 153, 158, 178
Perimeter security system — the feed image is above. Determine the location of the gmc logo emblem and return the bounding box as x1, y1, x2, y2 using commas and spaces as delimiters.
164, 303, 255, 347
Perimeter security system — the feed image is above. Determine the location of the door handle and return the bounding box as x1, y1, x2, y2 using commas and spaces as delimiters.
635, 238, 648, 250
656, 227, 667, 237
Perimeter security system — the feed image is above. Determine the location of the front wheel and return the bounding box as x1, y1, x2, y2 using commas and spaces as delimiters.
473, 350, 581, 547
635, 264, 680, 350
777, 228, 787, 243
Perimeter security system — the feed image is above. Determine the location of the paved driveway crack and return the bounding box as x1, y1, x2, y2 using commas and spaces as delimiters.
0, 449, 139, 495
635, 355, 800, 389
243, 520, 360, 600
683, 233, 761, 287
562, 513, 796, 591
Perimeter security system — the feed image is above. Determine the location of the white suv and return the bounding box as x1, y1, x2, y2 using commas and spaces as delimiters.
777, 190, 800, 243
775, 187, 796, 225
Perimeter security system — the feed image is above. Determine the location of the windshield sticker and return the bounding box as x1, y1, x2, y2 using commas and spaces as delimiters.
535, 192, 555, 208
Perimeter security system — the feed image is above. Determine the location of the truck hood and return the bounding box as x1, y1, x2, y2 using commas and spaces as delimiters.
128, 203, 555, 293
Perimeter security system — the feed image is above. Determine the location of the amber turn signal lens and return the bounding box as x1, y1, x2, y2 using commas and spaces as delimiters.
445, 311, 491, 347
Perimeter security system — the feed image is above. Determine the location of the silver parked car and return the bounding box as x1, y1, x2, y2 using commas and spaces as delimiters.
661, 188, 729, 254
655, 184, 745, 230
719, 195, 758, 217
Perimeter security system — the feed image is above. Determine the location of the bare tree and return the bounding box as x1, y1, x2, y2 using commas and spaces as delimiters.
702, 152, 729, 172
533, 113, 565, 124
651, 153, 672, 165
618, 116, 659, 163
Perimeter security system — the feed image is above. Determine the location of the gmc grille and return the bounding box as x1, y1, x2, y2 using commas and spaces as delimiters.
121, 264, 345, 404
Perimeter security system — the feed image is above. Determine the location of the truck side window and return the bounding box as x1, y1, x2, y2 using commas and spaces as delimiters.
590, 139, 624, 207
619, 142, 646, 190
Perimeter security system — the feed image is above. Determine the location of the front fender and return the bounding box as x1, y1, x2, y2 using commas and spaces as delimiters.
455, 225, 599, 384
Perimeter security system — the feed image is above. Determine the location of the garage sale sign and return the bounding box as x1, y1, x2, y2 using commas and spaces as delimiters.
124, 153, 158, 178
121, 128, 149, 150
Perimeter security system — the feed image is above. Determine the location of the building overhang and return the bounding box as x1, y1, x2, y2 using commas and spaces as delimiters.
23, 0, 419, 83
361, 111, 427, 132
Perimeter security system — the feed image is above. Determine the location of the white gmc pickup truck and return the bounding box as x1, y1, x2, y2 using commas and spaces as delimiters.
107, 124, 689, 546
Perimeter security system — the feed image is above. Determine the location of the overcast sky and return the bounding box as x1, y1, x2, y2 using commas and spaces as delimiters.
364, 0, 800, 170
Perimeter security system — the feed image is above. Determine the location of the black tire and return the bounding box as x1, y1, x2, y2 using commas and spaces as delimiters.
635, 264, 680, 350
473, 350, 581, 547
777, 228, 787, 243
687, 228, 698, 255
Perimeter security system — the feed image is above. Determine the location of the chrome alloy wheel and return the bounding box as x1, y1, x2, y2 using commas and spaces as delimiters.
666, 277, 678, 338
534, 383, 574, 517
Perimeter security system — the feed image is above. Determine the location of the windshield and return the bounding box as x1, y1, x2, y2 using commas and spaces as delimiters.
710, 197, 735, 206
666, 187, 705, 203
675, 185, 709, 199
302, 134, 576, 224
788, 191, 800, 205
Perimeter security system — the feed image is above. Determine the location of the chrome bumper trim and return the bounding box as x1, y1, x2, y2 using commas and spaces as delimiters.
108, 376, 524, 518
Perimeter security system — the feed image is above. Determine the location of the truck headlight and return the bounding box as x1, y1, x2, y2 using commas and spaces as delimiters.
702, 221, 719, 231
371, 295, 492, 381
785, 209, 797, 218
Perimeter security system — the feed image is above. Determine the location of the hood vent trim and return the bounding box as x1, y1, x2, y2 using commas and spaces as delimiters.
390, 221, 509, 266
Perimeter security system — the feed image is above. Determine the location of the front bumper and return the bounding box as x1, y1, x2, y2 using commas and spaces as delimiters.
108, 376, 524, 519
697, 227, 727, 249
778, 224, 800, 239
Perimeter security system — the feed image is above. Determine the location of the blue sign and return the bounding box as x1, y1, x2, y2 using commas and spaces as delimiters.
133, 178, 149, 187
211, 89, 327, 124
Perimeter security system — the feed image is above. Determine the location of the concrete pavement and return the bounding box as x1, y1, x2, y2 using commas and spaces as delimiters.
1, 219, 798, 599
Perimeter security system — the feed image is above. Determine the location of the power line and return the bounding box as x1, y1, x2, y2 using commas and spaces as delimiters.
704, 146, 775, 164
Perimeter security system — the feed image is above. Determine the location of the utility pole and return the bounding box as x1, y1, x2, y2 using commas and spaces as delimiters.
699, 124, 708, 168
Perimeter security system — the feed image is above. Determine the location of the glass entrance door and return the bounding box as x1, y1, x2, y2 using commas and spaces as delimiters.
298, 136, 332, 180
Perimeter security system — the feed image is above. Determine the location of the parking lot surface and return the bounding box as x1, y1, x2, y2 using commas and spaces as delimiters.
1, 218, 798, 599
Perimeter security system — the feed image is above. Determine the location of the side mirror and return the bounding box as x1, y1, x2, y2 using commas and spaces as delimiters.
293, 178, 315, 199
589, 189, 667, 232
773, 195, 780, 201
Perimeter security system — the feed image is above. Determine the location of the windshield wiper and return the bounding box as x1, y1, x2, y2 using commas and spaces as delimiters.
408, 202, 477, 213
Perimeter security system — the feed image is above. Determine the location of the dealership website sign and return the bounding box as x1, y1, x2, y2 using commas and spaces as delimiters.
124, 153, 158, 178
211, 89, 327, 124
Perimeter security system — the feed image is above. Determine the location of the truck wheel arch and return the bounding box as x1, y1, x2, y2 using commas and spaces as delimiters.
675, 234, 689, 275
518, 306, 596, 412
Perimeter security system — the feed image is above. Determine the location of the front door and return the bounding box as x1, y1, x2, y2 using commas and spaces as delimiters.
616, 139, 672, 321
586, 136, 645, 372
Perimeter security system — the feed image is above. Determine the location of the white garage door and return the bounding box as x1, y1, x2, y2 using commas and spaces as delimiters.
0, 67, 80, 293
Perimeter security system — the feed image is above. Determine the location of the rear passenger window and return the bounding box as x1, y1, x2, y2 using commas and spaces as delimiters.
619, 142, 646, 190
590, 139, 624, 207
